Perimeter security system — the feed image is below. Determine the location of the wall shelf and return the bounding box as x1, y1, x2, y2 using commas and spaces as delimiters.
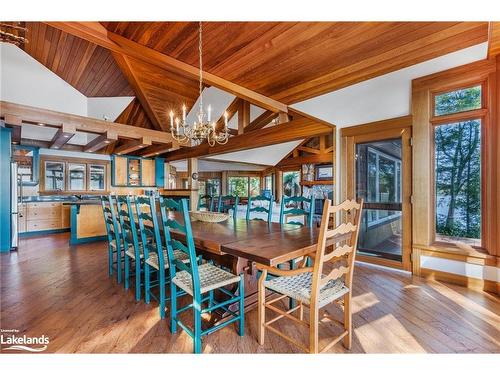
300, 180, 334, 186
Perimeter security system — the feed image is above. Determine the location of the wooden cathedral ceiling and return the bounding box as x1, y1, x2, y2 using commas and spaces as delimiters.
21, 21, 488, 132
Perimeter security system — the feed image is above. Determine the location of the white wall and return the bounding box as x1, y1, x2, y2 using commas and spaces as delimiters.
0, 43, 133, 121
87, 97, 134, 122
292, 42, 488, 203
0, 42, 88, 115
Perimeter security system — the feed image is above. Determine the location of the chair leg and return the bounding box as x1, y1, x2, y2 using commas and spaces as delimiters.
193, 297, 202, 354
108, 245, 113, 276
288, 259, 296, 310
144, 264, 151, 304
238, 275, 245, 337
343, 293, 352, 350
170, 282, 178, 334
116, 246, 122, 284
208, 290, 214, 308
159, 268, 166, 319
135, 259, 141, 301
258, 270, 266, 346
299, 302, 304, 321
309, 304, 319, 354
124, 255, 130, 290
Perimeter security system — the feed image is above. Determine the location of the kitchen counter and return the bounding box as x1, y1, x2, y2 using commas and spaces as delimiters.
65, 201, 106, 245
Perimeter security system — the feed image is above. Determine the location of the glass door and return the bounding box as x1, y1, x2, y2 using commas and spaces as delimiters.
343, 124, 412, 270
356, 139, 403, 262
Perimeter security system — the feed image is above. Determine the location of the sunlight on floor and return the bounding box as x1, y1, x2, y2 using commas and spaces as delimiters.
355, 314, 426, 353
352, 292, 380, 314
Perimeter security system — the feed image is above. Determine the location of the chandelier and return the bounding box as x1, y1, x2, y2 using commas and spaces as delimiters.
169, 22, 229, 147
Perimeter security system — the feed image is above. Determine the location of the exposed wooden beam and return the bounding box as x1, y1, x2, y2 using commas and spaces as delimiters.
112, 52, 164, 131
164, 117, 333, 161
3, 114, 22, 144
84, 131, 118, 153
0, 101, 178, 146
45, 22, 288, 113
488, 22, 500, 58
49, 123, 76, 149
277, 152, 333, 168
244, 110, 278, 133
139, 143, 176, 158
238, 100, 250, 135
278, 112, 290, 124
297, 146, 321, 154
114, 137, 152, 155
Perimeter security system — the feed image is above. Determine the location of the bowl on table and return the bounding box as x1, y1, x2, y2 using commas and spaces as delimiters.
190, 211, 230, 223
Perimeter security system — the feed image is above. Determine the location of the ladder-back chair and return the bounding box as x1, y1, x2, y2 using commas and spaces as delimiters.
258, 198, 363, 353
217, 195, 239, 219
162, 198, 245, 354
197, 194, 214, 211
279, 195, 315, 227
246, 194, 273, 223
101, 194, 123, 284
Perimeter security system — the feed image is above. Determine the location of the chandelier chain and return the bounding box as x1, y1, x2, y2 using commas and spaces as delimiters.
198, 21, 203, 113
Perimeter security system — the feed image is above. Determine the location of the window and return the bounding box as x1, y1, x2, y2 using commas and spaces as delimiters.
433, 85, 482, 246
366, 146, 402, 227
249, 177, 260, 197
44, 162, 65, 191
206, 178, 221, 197
68, 163, 86, 191
282, 171, 301, 197
228, 176, 249, 197
89, 165, 106, 191
434, 85, 481, 116
264, 174, 273, 192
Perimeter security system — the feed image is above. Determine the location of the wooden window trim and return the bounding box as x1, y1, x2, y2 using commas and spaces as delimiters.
412, 58, 499, 257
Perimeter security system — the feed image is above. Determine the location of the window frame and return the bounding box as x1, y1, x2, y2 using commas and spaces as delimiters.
430, 80, 487, 250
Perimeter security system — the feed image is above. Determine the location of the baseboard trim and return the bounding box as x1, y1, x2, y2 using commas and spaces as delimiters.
420, 268, 499, 295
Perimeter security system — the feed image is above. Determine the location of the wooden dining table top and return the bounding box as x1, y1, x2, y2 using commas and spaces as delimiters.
141, 211, 351, 267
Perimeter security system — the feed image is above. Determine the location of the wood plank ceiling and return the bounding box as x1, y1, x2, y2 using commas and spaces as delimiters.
104, 21, 489, 103
11, 21, 489, 132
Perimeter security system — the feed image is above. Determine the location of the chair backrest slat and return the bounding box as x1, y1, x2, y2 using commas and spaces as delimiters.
310, 199, 363, 305
159, 197, 202, 297
279, 195, 315, 227
197, 194, 214, 211
116, 195, 140, 257
246, 194, 273, 223
135, 195, 165, 269
100, 194, 121, 246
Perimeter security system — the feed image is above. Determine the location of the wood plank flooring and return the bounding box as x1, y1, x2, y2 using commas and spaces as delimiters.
1, 233, 499, 353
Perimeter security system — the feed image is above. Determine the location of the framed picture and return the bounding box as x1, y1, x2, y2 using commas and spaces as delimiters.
315, 164, 333, 180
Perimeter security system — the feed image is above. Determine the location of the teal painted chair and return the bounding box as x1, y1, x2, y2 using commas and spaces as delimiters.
135, 195, 190, 319
279, 196, 315, 228
197, 194, 214, 211
161, 198, 245, 354
217, 195, 239, 219
117, 195, 143, 301
101, 195, 123, 284
246, 194, 273, 223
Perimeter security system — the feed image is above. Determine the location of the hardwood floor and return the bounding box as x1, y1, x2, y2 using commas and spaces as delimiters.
1, 233, 499, 354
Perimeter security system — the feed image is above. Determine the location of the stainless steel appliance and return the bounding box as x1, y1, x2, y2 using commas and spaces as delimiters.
10, 161, 19, 250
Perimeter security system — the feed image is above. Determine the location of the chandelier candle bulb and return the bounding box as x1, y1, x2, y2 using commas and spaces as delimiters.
169, 111, 174, 128
208, 105, 212, 122
224, 111, 228, 128
182, 104, 186, 122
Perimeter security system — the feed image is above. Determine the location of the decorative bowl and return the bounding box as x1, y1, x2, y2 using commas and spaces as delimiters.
190, 211, 229, 223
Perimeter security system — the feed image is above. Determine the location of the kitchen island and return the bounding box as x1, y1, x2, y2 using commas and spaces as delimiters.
63, 201, 106, 245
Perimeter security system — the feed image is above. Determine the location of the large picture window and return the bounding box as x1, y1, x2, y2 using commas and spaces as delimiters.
228, 176, 260, 197
433, 85, 482, 246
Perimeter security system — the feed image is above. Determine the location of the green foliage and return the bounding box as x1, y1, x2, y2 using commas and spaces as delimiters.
435, 119, 481, 240
434, 86, 481, 116
283, 171, 300, 197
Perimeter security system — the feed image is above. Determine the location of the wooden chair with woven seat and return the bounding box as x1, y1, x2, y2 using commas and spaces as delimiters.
246, 194, 273, 223
100, 194, 123, 284
257, 198, 363, 353
197, 194, 214, 212
135, 195, 190, 319
161, 198, 245, 354
217, 195, 239, 219
117, 195, 144, 301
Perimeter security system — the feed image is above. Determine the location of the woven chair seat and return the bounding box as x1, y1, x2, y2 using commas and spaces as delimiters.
264, 272, 349, 308
173, 263, 241, 296
145, 250, 189, 270
125, 246, 144, 260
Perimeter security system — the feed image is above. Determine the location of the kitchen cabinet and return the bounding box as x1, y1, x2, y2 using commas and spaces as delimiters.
20, 202, 71, 234
111, 155, 158, 187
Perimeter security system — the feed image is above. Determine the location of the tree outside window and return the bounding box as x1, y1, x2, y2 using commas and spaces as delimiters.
433, 85, 482, 245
